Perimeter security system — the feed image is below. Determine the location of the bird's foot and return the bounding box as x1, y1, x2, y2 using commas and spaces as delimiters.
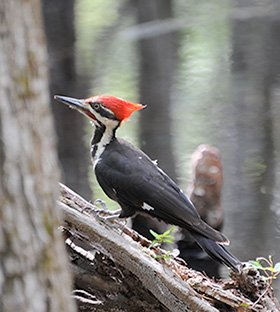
82, 198, 117, 216
82, 200, 123, 228
96, 209, 126, 231
94, 199, 109, 211
82, 206, 121, 219
94, 199, 122, 220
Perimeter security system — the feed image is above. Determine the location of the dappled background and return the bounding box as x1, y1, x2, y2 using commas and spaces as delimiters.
42, 0, 280, 294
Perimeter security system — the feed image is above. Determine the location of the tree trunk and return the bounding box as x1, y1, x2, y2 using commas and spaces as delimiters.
41, 0, 92, 199
135, 0, 177, 179
132, 0, 178, 240
219, 1, 280, 265
0, 1, 76, 311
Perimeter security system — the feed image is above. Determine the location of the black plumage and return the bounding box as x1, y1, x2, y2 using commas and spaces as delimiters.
95, 138, 240, 272
54, 94, 241, 272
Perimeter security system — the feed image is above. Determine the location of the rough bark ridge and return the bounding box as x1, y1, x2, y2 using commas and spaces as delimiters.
59, 184, 280, 312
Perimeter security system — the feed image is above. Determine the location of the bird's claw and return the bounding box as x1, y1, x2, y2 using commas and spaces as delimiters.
82, 203, 123, 228
94, 199, 108, 210
94, 210, 125, 230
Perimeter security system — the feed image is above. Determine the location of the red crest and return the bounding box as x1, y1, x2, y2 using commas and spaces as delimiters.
85, 95, 145, 121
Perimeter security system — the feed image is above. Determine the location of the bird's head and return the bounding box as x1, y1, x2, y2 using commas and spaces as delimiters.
54, 94, 146, 126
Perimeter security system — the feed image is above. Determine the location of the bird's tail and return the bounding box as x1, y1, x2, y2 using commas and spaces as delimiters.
191, 232, 241, 272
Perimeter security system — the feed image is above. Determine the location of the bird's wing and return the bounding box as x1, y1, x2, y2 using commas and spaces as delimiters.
95, 138, 228, 244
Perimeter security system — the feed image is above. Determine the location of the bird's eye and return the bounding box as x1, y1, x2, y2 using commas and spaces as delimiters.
91, 102, 100, 110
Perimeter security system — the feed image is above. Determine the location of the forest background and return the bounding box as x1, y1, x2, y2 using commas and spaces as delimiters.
45, 0, 280, 297
1, 0, 280, 308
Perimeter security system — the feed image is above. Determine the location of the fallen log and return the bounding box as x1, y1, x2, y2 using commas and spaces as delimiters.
58, 183, 280, 312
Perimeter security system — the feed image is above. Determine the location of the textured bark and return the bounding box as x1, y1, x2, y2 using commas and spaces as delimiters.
59, 184, 280, 312
0, 1, 76, 311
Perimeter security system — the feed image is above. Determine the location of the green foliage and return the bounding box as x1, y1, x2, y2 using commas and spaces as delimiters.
147, 228, 179, 260
248, 256, 280, 282
154, 251, 173, 260
148, 227, 175, 249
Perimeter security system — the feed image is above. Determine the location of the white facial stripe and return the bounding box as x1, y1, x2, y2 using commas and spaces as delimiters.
91, 110, 119, 127
93, 126, 116, 160
90, 110, 120, 164
90, 104, 121, 169
89, 103, 118, 121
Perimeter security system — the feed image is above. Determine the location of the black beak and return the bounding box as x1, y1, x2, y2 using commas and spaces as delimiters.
54, 95, 86, 109
54, 95, 96, 120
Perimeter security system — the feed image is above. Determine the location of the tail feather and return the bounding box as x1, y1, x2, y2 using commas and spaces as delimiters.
191, 232, 241, 272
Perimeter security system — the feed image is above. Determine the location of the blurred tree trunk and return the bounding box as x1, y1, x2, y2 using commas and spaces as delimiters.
0, 1, 76, 311
132, 0, 177, 239
221, 1, 280, 267
42, 0, 92, 199
136, 0, 177, 179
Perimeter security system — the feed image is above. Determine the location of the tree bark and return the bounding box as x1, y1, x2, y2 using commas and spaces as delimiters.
59, 184, 280, 312
0, 1, 76, 311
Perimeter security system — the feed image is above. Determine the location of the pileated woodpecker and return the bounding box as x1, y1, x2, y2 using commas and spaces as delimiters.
54, 94, 241, 272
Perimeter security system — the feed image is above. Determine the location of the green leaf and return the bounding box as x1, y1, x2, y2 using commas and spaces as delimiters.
240, 303, 249, 307
249, 260, 263, 268
163, 234, 174, 239
163, 239, 174, 244
148, 241, 156, 249
162, 228, 174, 236
149, 229, 160, 239
154, 252, 172, 259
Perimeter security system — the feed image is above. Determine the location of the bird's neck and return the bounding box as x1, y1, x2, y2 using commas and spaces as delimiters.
91, 121, 119, 166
